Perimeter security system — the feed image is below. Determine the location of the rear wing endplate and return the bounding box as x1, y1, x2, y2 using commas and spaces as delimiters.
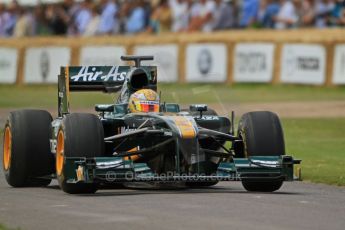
58, 65, 157, 117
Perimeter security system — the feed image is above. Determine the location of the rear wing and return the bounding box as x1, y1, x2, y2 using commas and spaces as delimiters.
58, 65, 157, 116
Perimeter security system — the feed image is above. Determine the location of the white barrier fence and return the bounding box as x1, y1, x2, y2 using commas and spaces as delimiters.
280, 44, 326, 85
1, 31, 345, 85
186, 43, 227, 83
0, 48, 18, 84
134, 44, 179, 82
333, 44, 345, 85
24, 47, 71, 83
234, 43, 275, 83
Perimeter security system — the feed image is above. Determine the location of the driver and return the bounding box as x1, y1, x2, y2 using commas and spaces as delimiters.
128, 89, 160, 113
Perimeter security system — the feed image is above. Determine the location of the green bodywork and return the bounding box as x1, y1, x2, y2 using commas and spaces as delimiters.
55, 62, 300, 186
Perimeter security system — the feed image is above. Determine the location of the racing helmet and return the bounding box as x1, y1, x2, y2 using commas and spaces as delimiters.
128, 89, 160, 113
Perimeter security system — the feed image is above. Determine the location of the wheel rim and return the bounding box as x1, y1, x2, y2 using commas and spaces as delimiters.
3, 126, 11, 171
56, 130, 64, 176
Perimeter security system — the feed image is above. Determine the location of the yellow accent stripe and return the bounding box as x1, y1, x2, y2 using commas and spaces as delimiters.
124, 147, 140, 161
171, 116, 196, 139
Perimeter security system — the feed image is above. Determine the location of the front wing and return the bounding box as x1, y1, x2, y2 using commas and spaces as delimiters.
62, 155, 301, 184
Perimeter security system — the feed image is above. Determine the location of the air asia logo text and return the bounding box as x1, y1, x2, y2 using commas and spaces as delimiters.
70, 66, 127, 82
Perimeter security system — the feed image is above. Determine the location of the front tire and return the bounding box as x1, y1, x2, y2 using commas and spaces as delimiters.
3, 110, 54, 187
56, 113, 104, 194
238, 111, 285, 192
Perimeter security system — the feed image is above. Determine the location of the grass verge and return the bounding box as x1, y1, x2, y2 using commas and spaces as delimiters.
1, 84, 345, 108
283, 118, 345, 186
0, 223, 18, 230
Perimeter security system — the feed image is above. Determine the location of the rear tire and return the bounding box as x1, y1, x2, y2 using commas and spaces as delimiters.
3, 110, 54, 187
56, 113, 104, 194
238, 111, 285, 192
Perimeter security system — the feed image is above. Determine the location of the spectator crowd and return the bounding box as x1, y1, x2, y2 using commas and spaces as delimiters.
0, 0, 344, 38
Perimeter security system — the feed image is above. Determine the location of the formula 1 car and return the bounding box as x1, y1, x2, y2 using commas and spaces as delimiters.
2, 56, 300, 194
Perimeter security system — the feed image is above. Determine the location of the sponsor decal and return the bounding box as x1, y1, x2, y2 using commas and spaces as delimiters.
40, 50, 50, 82
297, 57, 319, 71
170, 116, 196, 139
70, 66, 127, 82
97, 160, 124, 169
234, 43, 275, 83
186, 43, 227, 82
120, 126, 137, 133
198, 49, 213, 75
281, 44, 326, 85
250, 160, 279, 168
24, 47, 71, 83
286, 55, 321, 75
199, 116, 219, 121
237, 52, 267, 73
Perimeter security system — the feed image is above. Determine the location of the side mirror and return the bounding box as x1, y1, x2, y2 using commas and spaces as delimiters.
190, 104, 208, 112
95, 104, 115, 112
95, 104, 115, 118
190, 104, 208, 118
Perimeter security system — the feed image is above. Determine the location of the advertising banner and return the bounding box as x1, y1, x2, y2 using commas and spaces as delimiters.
281, 44, 326, 85
80, 46, 126, 66
186, 43, 227, 82
0, 48, 18, 84
134, 45, 178, 82
24, 47, 71, 83
332, 44, 345, 85
234, 43, 275, 83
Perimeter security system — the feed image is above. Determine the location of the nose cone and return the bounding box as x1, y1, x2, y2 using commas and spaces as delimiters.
167, 115, 203, 165
167, 115, 198, 139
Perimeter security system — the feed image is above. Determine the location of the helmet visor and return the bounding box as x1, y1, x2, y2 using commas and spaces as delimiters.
135, 101, 160, 112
